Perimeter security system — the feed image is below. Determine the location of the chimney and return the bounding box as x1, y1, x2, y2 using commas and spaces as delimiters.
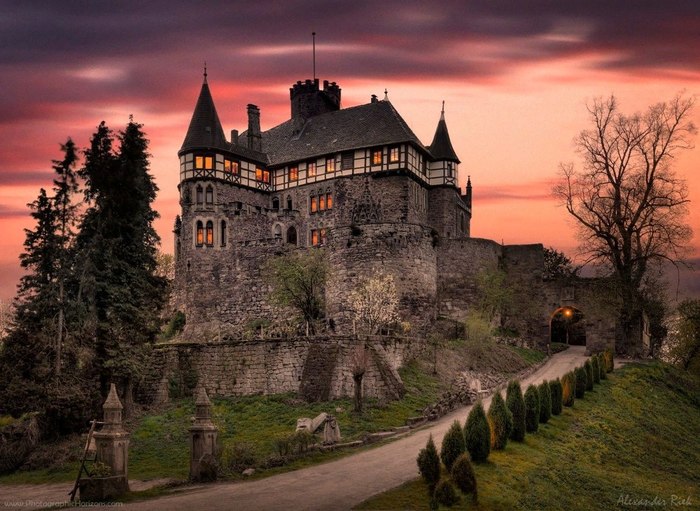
231, 129, 239, 145
371, 94, 378, 103
246, 104, 261, 152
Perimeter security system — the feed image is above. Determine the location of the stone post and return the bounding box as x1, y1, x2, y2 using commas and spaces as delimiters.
82, 383, 130, 500
189, 386, 218, 481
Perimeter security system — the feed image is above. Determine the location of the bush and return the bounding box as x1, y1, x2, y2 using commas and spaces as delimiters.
524, 385, 540, 433
591, 356, 601, 384
162, 311, 186, 340
441, 420, 466, 471
575, 366, 587, 398
465, 401, 490, 462
451, 453, 478, 502
506, 380, 526, 441
221, 442, 258, 475
549, 378, 563, 415
598, 353, 607, 380
538, 380, 552, 423
562, 372, 575, 407
487, 392, 512, 450
603, 349, 614, 373
584, 360, 594, 390
434, 478, 460, 507
417, 434, 441, 490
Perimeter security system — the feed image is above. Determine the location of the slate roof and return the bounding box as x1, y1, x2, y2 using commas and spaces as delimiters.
428, 111, 460, 163
180, 81, 229, 153
253, 100, 430, 167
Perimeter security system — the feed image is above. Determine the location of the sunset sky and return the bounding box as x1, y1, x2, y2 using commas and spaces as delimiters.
1, 1, 699, 302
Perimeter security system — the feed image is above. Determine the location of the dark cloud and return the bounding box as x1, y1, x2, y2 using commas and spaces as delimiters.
476, 180, 557, 203
0, 204, 29, 219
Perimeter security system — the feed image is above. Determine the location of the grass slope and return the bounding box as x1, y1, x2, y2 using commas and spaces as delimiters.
356, 362, 700, 510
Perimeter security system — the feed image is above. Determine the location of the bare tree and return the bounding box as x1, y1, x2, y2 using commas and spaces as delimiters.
554, 94, 696, 353
351, 344, 369, 413
349, 272, 399, 335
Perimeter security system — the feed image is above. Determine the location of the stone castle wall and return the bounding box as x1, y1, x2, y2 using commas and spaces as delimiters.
141, 336, 429, 404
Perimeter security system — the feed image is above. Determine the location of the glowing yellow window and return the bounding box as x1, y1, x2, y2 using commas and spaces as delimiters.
326, 158, 336, 173
263, 170, 270, 183
204, 156, 214, 169
310, 197, 318, 213
372, 150, 382, 165
389, 147, 399, 162
308, 162, 316, 177
311, 230, 319, 246
195, 156, 204, 169
196, 221, 204, 246
206, 221, 214, 246
326, 193, 333, 209
289, 167, 298, 181
319, 195, 326, 211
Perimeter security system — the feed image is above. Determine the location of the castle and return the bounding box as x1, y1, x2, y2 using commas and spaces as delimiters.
171, 71, 621, 355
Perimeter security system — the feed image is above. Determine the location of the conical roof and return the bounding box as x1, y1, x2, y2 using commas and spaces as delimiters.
429, 105, 460, 163
180, 78, 228, 153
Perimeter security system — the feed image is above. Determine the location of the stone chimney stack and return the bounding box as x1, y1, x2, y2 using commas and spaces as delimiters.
246, 104, 261, 152
231, 129, 239, 146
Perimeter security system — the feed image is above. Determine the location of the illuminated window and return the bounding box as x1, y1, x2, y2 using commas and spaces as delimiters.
224, 159, 239, 174
195, 155, 214, 169
205, 156, 213, 169
389, 146, 399, 163
256, 168, 270, 183
308, 161, 316, 177
319, 195, 326, 211
288, 166, 298, 182
326, 193, 333, 210
195, 156, 204, 169
206, 221, 214, 246
310, 228, 327, 246
205, 185, 213, 204
196, 221, 204, 246
372, 149, 382, 165
310, 196, 318, 213
326, 157, 336, 173
221, 220, 227, 246
311, 229, 319, 246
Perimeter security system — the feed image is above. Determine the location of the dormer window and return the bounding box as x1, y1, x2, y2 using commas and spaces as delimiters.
224, 159, 239, 174
326, 157, 336, 173
372, 149, 382, 165
195, 155, 214, 170
389, 146, 400, 163
289, 166, 298, 182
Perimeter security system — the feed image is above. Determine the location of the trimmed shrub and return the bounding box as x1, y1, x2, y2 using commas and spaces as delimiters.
487, 392, 512, 450
598, 353, 607, 380
465, 401, 490, 462
221, 442, 259, 475
549, 378, 563, 415
584, 360, 594, 390
417, 434, 441, 490
451, 453, 478, 502
538, 380, 552, 423
506, 380, 526, 441
575, 366, 587, 398
434, 478, 460, 507
603, 349, 614, 373
591, 356, 601, 384
441, 420, 466, 471
562, 372, 575, 407
524, 385, 540, 433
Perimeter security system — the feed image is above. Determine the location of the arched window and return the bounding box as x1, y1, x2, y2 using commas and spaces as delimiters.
196, 186, 203, 204
286, 195, 293, 210
195, 221, 204, 246
205, 185, 213, 205
272, 197, 280, 210
220, 220, 227, 247
273, 224, 282, 239
206, 221, 214, 246
286, 226, 297, 245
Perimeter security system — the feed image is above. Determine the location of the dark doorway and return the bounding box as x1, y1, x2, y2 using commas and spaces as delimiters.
550, 306, 586, 346
286, 226, 297, 245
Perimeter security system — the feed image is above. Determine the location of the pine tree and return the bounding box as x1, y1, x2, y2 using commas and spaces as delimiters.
584, 359, 594, 390
506, 380, 526, 441
465, 401, 490, 462
549, 378, 563, 415
538, 380, 552, 424
440, 420, 466, 470
591, 356, 601, 385
451, 453, 478, 502
575, 366, 587, 398
524, 384, 540, 433
417, 434, 441, 492
487, 392, 511, 450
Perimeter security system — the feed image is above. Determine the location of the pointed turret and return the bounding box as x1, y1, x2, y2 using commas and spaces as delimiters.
429, 102, 460, 163
180, 70, 228, 153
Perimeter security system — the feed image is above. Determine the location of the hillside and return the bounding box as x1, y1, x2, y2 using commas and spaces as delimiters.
356, 362, 700, 510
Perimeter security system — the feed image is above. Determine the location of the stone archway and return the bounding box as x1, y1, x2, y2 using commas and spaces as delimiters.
549, 306, 586, 346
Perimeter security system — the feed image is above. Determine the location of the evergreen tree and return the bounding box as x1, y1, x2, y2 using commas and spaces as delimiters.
451, 453, 478, 502
549, 378, 563, 415
584, 359, 594, 390
591, 356, 601, 385
416, 434, 441, 492
524, 384, 540, 433
506, 380, 526, 441
487, 392, 512, 450
465, 401, 490, 462
575, 366, 587, 398
538, 380, 552, 423
440, 420, 466, 470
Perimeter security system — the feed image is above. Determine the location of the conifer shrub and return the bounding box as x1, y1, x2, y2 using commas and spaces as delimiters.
417, 434, 441, 491
591, 356, 601, 384
538, 380, 552, 423
440, 420, 466, 471
487, 392, 512, 450
575, 366, 587, 398
598, 353, 607, 380
506, 380, 526, 441
465, 401, 490, 462
549, 378, 563, 415
584, 359, 594, 390
524, 384, 540, 433
451, 453, 478, 502
434, 478, 460, 507
603, 348, 615, 372
562, 372, 575, 407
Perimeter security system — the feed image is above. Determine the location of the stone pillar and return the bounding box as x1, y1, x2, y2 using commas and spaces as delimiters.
189, 386, 218, 481
81, 383, 130, 500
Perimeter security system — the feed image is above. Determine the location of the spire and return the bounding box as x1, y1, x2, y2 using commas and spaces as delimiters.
180, 72, 228, 153
384, 88, 389, 101
428, 102, 460, 163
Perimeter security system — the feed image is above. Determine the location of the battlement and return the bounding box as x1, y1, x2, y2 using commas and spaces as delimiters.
290, 78, 341, 121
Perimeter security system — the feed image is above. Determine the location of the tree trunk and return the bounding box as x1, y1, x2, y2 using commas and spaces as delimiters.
56, 280, 64, 376
123, 378, 134, 419
353, 374, 364, 413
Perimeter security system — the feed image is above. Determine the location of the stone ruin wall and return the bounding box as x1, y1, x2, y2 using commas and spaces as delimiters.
140, 336, 430, 404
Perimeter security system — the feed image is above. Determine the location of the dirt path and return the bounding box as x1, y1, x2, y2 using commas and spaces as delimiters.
81, 346, 587, 511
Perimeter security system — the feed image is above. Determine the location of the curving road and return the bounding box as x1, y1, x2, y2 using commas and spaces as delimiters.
109, 346, 588, 511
